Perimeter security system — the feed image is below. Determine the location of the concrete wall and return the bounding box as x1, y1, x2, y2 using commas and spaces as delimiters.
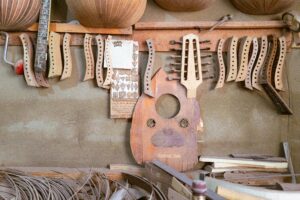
0, 0, 299, 171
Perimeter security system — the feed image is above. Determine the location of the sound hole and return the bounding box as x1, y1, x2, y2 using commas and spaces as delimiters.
155, 94, 180, 119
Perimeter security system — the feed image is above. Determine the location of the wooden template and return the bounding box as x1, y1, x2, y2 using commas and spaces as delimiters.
83, 34, 95, 81
130, 69, 201, 171
103, 36, 113, 87
215, 39, 226, 89
245, 37, 259, 90
19, 34, 39, 87
48, 32, 63, 78
95, 35, 105, 88
61, 33, 72, 80
236, 36, 252, 82
226, 36, 238, 82
144, 39, 155, 97
275, 36, 287, 91
252, 36, 268, 91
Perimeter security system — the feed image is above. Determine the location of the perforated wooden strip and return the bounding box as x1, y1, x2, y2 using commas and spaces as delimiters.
144, 39, 155, 97
95, 35, 105, 87
252, 36, 268, 91
48, 32, 63, 78
226, 36, 238, 82
19, 33, 39, 87
275, 36, 287, 91
245, 37, 259, 90
35, 72, 50, 87
236, 36, 252, 82
181, 34, 202, 98
61, 33, 72, 80
83, 34, 95, 81
215, 39, 226, 89
103, 36, 113, 87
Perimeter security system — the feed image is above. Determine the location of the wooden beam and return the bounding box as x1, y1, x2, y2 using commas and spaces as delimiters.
26, 23, 133, 35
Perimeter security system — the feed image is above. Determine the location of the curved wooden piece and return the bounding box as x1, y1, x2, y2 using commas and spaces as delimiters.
252, 36, 268, 91
65, 0, 147, 28
95, 35, 105, 88
154, 0, 215, 11
130, 68, 201, 172
35, 72, 50, 88
245, 38, 259, 90
83, 34, 95, 81
215, 39, 226, 89
266, 36, 278, 84
61, 33, 72, 80
181, 34, 202, 98
103, 36, 113, 87
19, 33, 39, 87
230, 0, 295, 15
275, 37, 287, 91
48, 32, 63, 78
236, 36, 252, 82
226, 36, 238, 82
0, 0, 41, 31
144, 39, 155, 97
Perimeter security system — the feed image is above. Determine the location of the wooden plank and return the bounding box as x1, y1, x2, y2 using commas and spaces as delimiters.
200, 156, 288, 169
217, 186, 265, 200
27, 23, 133, 35
135, 21, 288, 30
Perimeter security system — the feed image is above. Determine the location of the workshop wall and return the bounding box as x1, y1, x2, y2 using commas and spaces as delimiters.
0, 0, 299, 173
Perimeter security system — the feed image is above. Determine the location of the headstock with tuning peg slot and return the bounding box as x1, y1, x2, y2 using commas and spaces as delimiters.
167, 34, 213, 98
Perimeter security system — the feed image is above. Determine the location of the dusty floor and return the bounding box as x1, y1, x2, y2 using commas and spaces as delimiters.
0, 0, 299, 173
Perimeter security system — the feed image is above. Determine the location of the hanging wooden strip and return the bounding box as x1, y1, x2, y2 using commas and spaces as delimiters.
181, 34, 202, 98
215, 39, 226, 89
260, 35, 292, 115
48, 32, 63, 78
61, 33, 72, 80
236, 36, 252, 82
19, 33, 39, 87
95, 35, 106, 88
252, 36, 268, 91
245, 37, 259, 90
144, 39, 155, 97
226, 36, 238, 82
275, 36, 287, 91
83, 34, 95, 81
103, 36, 113, 87
35, 72, 50, 87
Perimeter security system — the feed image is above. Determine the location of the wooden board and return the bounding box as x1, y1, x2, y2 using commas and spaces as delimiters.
130, 69, 201, 171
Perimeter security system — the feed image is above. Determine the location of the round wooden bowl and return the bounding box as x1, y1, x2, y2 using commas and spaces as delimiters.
230, 0, 295, 15
65, 0, 147, 28
154, 0, 214, 12
0, 0, 41, 31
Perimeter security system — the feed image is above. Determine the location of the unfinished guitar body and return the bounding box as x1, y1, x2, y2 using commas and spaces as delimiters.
130, 69, 201, 172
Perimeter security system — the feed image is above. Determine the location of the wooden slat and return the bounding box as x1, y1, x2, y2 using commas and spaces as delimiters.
27, 23, 133, 35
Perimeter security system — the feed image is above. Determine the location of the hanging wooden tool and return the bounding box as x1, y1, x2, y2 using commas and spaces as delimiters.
245, 37, 259, 90
130, 68, 201, 171
252, 36, 268, 91
215, 39, 226, 89
226, 36, 238, 82
103, 36, 113, 87
95, 35, 105, 88
260, 35, 293, 115
19, 34, 39, 87
48, 32, 63, 78
83, 34, 95, 81
144, 39, 155, 97
34, 0, 51, 87
61, 33, 72, 80
274, 36, 287, 91
236, 36, 252, 82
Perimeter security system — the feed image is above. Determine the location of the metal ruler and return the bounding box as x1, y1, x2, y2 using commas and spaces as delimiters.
34, 0, 51, 73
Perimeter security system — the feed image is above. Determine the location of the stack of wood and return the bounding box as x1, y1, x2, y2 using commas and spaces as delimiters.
200, 154, 290, 187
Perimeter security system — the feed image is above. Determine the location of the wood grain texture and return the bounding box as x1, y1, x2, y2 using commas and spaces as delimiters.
0, 0, 41, 31
154, 0, 215, 12
230, 0, 295, 15
130, 69, 201, 172
65, 0, 147, 28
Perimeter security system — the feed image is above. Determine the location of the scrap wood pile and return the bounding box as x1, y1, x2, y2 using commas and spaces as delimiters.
0, 169, 165, 200
199, 154, 293, 188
